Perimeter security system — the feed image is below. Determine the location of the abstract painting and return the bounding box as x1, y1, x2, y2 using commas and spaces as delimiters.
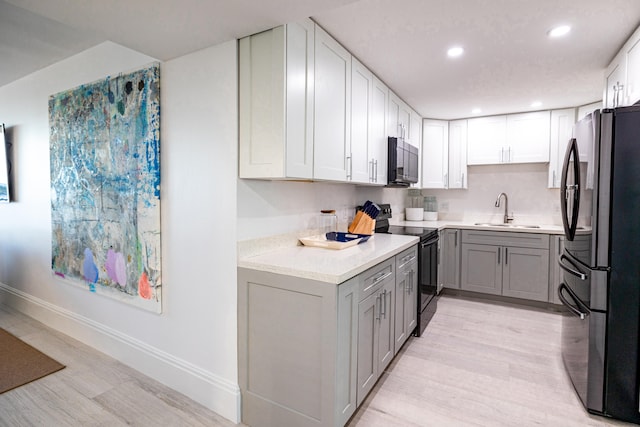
49, 63, 161, 312
0, 124, 9, 202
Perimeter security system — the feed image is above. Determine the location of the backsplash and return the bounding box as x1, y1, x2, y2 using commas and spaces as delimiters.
420, 163, 591, 226
237, 162, 590, 242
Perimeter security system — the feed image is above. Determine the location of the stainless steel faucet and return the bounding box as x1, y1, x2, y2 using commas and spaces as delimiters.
495, 192, 514, 223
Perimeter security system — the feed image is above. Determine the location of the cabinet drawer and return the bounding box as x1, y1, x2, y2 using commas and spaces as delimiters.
395, 245, 418, 271
462, 230, 549, 249
359, 258, 394, 301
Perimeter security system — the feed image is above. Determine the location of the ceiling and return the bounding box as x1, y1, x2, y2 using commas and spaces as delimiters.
2, 0, 640, 120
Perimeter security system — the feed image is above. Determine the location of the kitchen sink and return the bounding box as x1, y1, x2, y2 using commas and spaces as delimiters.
474, 222, 541, 229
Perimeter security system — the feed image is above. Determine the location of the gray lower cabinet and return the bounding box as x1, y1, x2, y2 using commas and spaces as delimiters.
460, 230, 550, 302
394, 246, 418, 354
238, 268, 359, 427
356, 258, 395, 406
238, 244, 419, 427
461, 243, 502, 294
441, 229, 461, 289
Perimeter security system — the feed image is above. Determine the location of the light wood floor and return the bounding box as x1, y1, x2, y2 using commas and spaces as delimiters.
0, 295, 635, 426
0, 303, 237, 427
347, 294, 634, 427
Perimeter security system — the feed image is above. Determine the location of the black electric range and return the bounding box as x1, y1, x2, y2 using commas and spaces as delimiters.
369, 204, 439, 337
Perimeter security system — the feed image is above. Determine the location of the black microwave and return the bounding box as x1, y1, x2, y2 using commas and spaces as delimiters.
387, 137, 419, 186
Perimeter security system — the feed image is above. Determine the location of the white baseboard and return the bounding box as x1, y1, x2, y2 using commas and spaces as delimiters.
0, 282, 241, 423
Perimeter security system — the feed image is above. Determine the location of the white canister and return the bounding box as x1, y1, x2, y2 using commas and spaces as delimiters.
423, 211, 438, 221
405, 208, 424, 221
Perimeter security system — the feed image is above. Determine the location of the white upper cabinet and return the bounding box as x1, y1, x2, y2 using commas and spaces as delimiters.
604, 24, 640, 107
448, 119, 468, 189
314, 24, 351, 182
388, 91, 413, 143
239, 20, 314, 179
387, 91, 403, 138
506, 111, 551, 163
604, 54, 626, 108
421, 119, 448, 189
467, 115, 507, 165
370, 76, 388, 185
350, 58, 372, 184
626, 35, 640, 105
548, 108, 576, 188
350, 58, 389, 185
467, 112, 550, 165
409, 108, 422, 186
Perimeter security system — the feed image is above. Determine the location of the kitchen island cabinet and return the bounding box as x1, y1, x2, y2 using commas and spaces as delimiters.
460, 230, 550, 302
238, 234, 418, 427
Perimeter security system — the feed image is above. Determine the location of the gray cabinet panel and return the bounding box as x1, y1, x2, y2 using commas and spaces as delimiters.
356, 258, 397, 406
460, 230, 551, 303
356, 291, 378, 406
502, 246, 550, 302
378, 278, 395, 371
462, 230, 549, 249
336, 279, 358, 425
461, 243, 502, 295
394, 245, 417, 354
238, 268, 339, 427
442, 229, 461, 289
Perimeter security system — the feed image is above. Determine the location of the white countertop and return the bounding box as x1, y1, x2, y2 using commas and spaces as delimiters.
238, 233, 419, 284
391, 219, 570, 235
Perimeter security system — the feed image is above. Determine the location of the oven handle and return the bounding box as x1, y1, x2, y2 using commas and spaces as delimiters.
420, 236, 439, 248
558, 282, 589, 320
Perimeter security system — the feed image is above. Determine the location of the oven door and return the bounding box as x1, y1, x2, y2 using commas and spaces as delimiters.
416, 234, 438, 336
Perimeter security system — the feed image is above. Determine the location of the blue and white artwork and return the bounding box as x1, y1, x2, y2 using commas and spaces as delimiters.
49, 63, 161, 312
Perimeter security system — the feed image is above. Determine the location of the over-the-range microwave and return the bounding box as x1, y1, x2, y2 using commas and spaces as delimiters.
387, 137, 419, 187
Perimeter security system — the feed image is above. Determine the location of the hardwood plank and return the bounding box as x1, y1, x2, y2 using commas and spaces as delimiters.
347, 294, 635, 427
0, 303, 238, 427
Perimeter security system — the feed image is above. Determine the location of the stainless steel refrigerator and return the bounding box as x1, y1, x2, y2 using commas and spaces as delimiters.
558, 105, 640, 424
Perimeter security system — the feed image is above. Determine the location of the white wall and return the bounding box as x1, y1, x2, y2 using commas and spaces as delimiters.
0, 41, 240, 422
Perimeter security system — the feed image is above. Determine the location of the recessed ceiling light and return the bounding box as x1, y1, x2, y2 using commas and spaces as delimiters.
471, 108, 482, 114
531, 101, 542, 108
447, 46, 464, 58
548, 25, 571, 38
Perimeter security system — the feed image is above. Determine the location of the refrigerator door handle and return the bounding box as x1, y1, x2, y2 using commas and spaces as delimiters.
558, 283, 589, 320
558, 254, 587, 281
560, 138, 581, 241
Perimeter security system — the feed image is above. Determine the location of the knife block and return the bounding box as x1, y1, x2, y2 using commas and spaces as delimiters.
348, 211, 375, 235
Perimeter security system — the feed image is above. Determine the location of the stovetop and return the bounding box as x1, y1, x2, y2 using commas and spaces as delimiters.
386, 225, 437, 238
358, 202, 438, 240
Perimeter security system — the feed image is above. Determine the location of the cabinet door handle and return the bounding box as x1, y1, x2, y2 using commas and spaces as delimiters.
374, 160, 378, 183
375, 294, 381, 320
373, 271, 392, 285
498, 247, 501, 264
508, 147, 512, 163
505, 247, 508, 265
455, 230, 458, 247
346, 155, 352, 180
461, 172, 465, 188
